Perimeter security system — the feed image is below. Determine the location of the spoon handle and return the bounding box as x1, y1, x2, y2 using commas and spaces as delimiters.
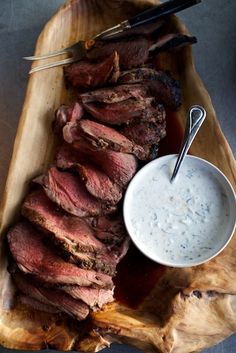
170, 105, 206, 183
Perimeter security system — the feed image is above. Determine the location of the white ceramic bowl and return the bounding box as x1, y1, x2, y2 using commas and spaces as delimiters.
123, 154, 236, 267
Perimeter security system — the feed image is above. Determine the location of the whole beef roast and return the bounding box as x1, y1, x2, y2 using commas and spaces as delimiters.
22, 189, 107, 255
34, 167, 116, 217
12, 271, 89, 320
118, 68, 181, 110
7, 221, 113, 289
22, 191, 118, 275
76, 163, 122, 206
83, 149, 137, 188
64, 51, 120, 90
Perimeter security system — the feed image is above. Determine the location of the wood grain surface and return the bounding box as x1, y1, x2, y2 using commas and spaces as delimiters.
0, 1, 235, 352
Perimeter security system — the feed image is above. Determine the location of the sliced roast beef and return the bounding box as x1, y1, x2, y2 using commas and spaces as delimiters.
82, 98, 161, 125
149, 33, 197, 53
80, 84, 149, 104
8, 221, 113, 289
55, 143, 122, 205
87, 149, 137, 188
22, 194, 117, 275
34, 167, 115, 217
56, 142, 87, 169
77, 164, 122, 206
22, 189, 107, 255
61, 285, 114, 309
57, 141, 137, 188
13, 267, 114, 311
13, 271, 89, 320
118, 68, 181, 110
64, 51, 119, 90
87, 36, 151, 69
72, 119, 146, 159
18, 294, 61, 314
53, 102, 84, 134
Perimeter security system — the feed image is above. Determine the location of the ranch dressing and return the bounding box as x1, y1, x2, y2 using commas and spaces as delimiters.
124, 155, 233, 266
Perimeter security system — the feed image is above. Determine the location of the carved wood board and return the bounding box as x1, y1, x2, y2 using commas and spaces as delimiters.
0, 1, 235, 352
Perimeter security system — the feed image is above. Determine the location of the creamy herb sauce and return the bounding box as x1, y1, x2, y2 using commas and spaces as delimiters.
125, 156, 232, 266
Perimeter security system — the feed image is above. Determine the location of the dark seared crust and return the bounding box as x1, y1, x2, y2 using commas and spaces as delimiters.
87, 36, 151, 69
22, 190, 118, 275
22, 190, 107, 255
46, 234, 117, 276
7, 221, 114, 289
118, 68, 181, 110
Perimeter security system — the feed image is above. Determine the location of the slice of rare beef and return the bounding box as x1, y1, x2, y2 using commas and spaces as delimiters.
53, 102, 84, 134
18, 294, 61, 314
80, 84, 149, 104
13, 271, 89, 320
87, 36, 151, 69
34, 167, 115, 217
118, 68, 181, 110
22, 189, 107, 255
82, 98, 160, 125
72, 119, 147, 160
64, 51, 119, 90
8, 221, 113, 289
57, 142, 137, 188
61, 285, 114, 309
77, 163, 122, 206
56, 142, 87, 169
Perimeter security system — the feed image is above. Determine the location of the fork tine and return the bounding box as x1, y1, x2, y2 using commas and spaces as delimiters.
29, 58, 74, 74
24, 48, 69, 61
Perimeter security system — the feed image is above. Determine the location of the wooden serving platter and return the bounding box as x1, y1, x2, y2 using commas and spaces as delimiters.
0, 1, 236, 352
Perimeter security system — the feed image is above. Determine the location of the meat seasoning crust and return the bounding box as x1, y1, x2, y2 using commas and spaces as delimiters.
7, 22, 196, 321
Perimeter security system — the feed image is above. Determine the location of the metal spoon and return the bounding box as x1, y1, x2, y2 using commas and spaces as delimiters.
170, 105, 206, 183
